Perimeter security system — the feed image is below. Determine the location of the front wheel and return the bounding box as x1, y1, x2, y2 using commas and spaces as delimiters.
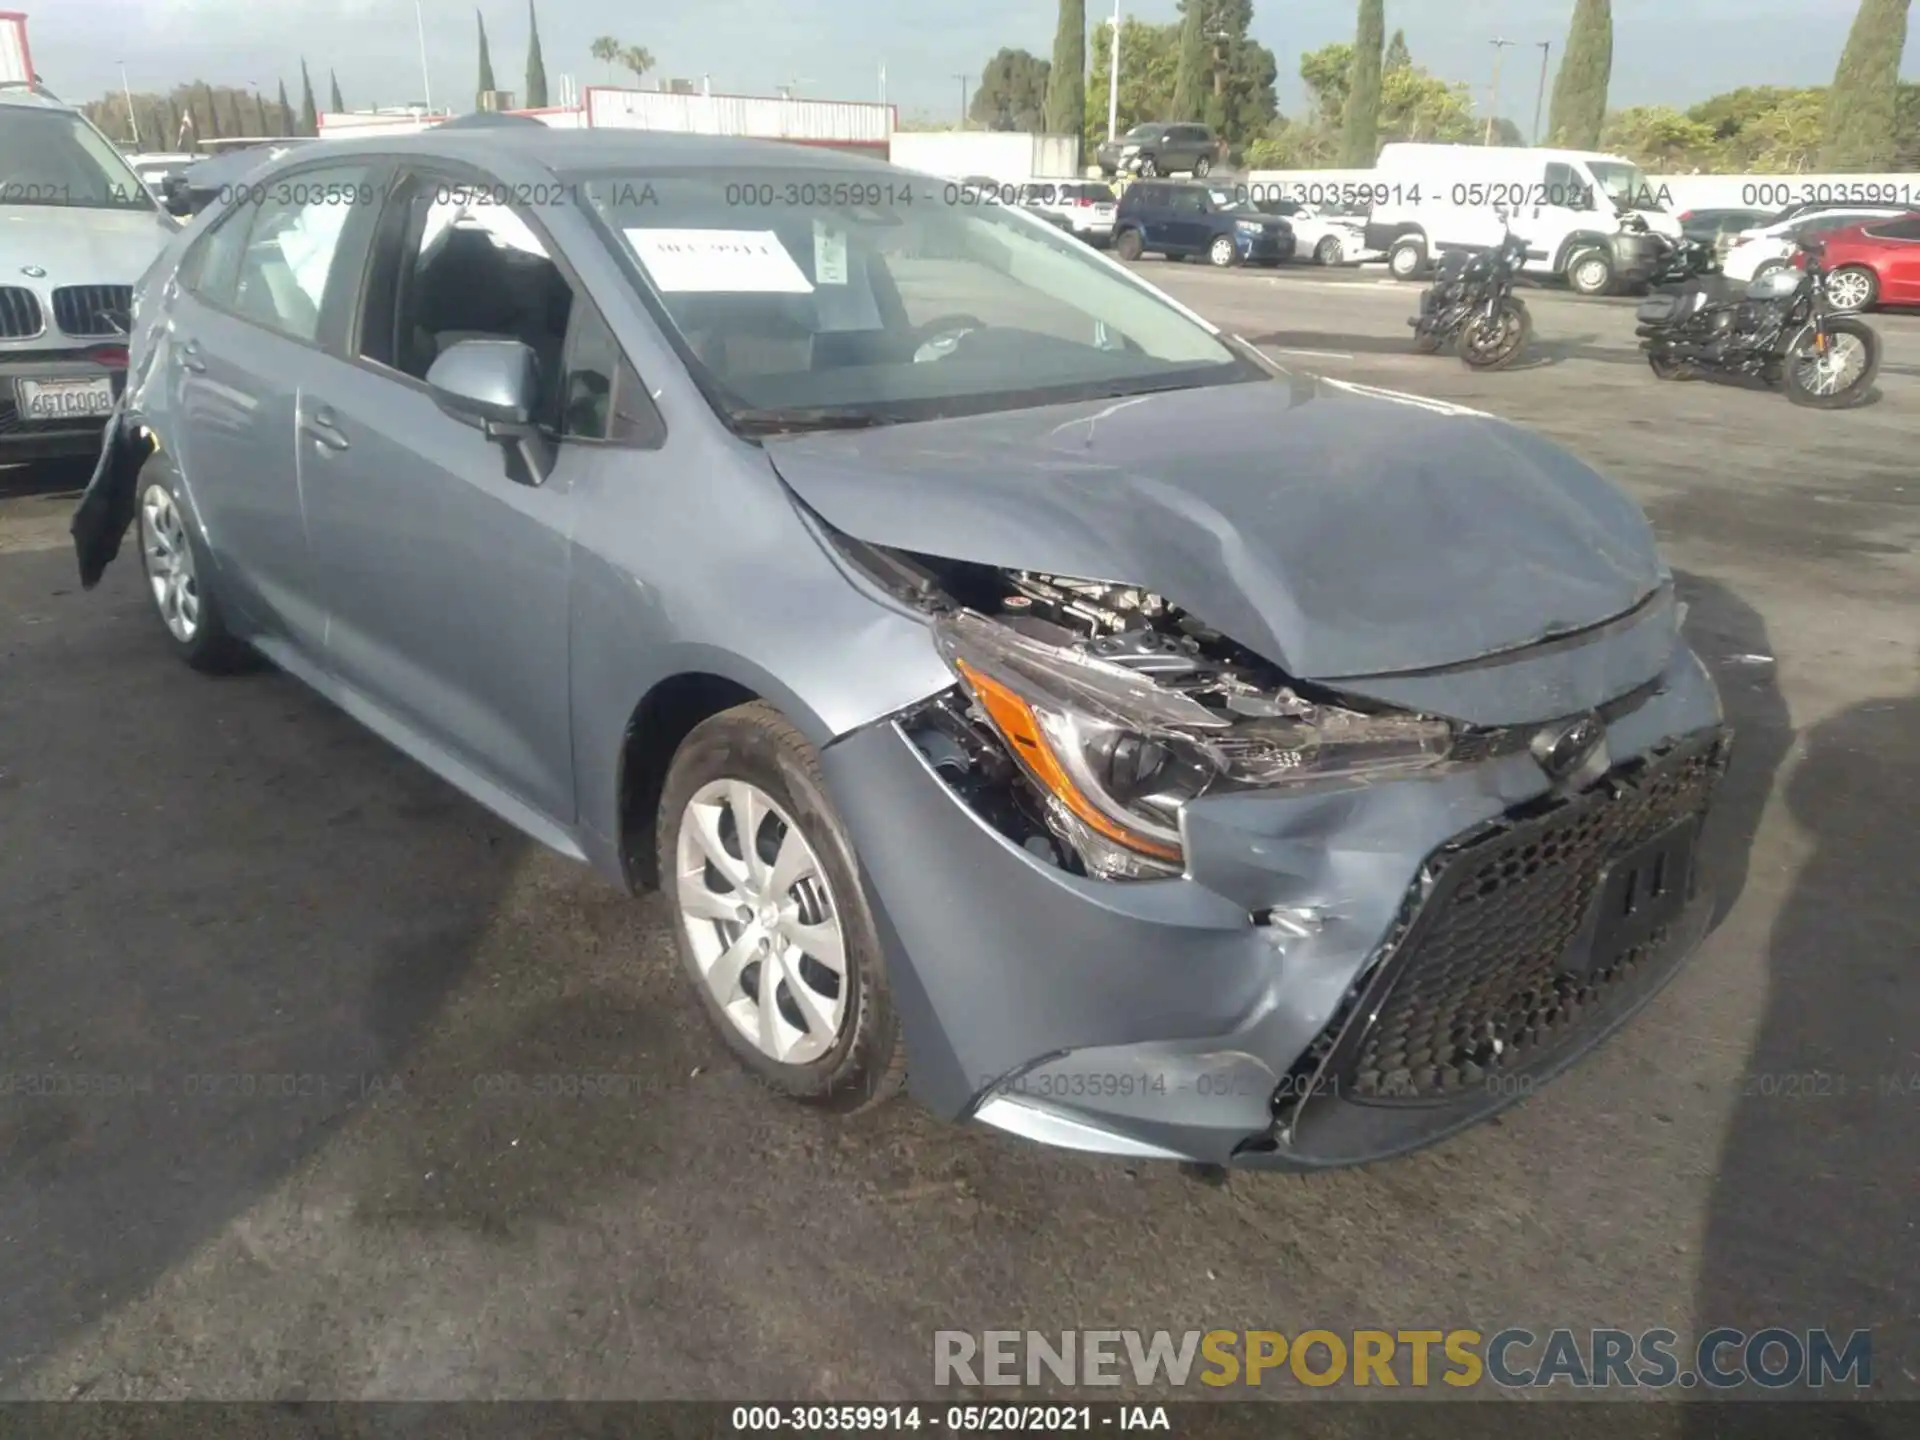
1137, 156, 1160, 178
1207, 234, 1237, 267
658, 702, 907, 1112
1783, 317, 1880, 408
1314, 235, 1343, 265
1459, 299, 1531, 370
1192, 155, 1212, 177
1113, 227, 1145, 261
1646, 350, 1693, 381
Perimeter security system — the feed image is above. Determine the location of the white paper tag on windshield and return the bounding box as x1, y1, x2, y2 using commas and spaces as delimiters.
624, 228, 813, 293
812, 221, 848, 285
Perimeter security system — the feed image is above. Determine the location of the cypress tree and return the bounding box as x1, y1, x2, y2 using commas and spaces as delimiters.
477, 11, 497, 102
276, 79, 294, 134
330, 70, 345, 113
1172, 2, 1208, 123
1342, 0, 1385, 165
252, 85, 271, 135
1043, 0, 1086, 141
202, 83, 224, 140
1822, 0, 1912, 169
1546, 0, 1612, 149
299, 59, 318, 135
1384, 28, 1411, 72
525, 0, 549, 108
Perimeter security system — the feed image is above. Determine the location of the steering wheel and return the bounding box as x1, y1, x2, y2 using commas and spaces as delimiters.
912, 312, 986, 363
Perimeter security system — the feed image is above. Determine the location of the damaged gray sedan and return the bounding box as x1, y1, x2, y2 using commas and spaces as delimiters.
72, 130, 1730, 1169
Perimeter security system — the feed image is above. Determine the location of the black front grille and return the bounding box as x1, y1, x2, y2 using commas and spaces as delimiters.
1333, 736, 1728, 1103
0, 286, 44, 338
52, 285, 133, 339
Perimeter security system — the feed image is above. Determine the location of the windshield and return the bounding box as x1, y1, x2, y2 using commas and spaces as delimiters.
1586, 160, 1662, 214
0, 107, 155, 211
1122, 125, 1158, 141
579, 167, 1257, 429
1206, 188, 1260, 215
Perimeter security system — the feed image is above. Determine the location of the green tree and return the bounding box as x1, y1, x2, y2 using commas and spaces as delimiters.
1044, 0, 1085, 139
590, 36, 620, 82
1380, 62, 1478, 144
973, 48, 1051, 131
1300, 42, 1353, 130
525, 0, 549, 108
1747, 89, 1832, 171
299, 59, 318, 135
477, 10, 497, 101
1172, 2, 1208, 121
329, 70, 344, 114
203, 82, 224, 140
1384, 28, 1411, 72
620, 45, 654, 85
276, 78, 293, 133
1547, 0, 1612, 149
1342, 0, 1385, 165
252, 85, 273, 135
1085, 18, 1182, 153
1600, 105, 1722, 168
1821, 0, 1911, 169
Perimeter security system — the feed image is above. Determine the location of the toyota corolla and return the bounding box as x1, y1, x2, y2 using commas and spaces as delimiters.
71, 130, 1730, 1170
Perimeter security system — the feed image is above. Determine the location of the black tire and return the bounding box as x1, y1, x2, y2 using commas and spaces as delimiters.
1193, 156, 1212, 177
1388, 235, 1427, 280
1313, 235, 1342, 265
1206, 234, 1237, 267
1566, 248, 1615, 297
1783, 317, 1881, 409
1113, 227, 1145, 261
1458, 299, 1531, 370
1137, 156, 1159, 177
657, 701, 907, 1113
1824, 264, 1878, 314
134, 458, 257, 674
1646, 351, 1693, 381
1412, 329, 1445, 354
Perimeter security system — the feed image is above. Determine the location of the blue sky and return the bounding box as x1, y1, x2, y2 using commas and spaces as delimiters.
36, 1, 1917, 125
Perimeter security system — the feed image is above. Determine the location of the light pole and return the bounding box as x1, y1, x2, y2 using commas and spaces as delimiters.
118, 61, 140, 146
1107, 0, 1121, 142
1532, 41, 1551, 144
414, 0, 434, 113
954, 73, 969, 127
1486, 37, 1514, 145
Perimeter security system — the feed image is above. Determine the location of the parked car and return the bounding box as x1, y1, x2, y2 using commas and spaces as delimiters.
158, 139, 318, 217
1019, 180, 1118, 246
1719, 204, 1912, 283
0, 83, 177, 463
1802, 212, 1920, 312
1675, 206, 1773, 258
73, 129, 1731, 1172
1113, 180, 1295, 267
1094, 122, 1219, 179
1246, 195, 1372, 265
1363, 143, 1678, 294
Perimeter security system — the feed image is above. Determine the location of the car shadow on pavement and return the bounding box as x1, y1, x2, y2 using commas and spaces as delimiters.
1685, 671, 1920, 1418
0, 553, 526, 1386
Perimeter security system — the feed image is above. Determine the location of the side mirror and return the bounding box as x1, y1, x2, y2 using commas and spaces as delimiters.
425, 338, 554, 485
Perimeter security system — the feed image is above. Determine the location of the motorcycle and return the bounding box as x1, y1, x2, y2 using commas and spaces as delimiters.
1408, 229, 1533, 369
1634, 229, 1879, 407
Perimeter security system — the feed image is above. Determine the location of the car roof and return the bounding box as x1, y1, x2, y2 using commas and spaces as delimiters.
0, 85, 76, 113
300, 128, 899, 179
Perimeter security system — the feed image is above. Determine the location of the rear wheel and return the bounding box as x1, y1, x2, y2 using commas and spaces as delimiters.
1388, 236, 1427, 280
136, 461, 256, 674
1646, 351, 1694, 381
658, 702, 906, 1112
1459, 299, 1531, 370
1783, 317, 1879, 408
1113, 227, 1144, 261
1207, 234, 1237, 267
1823, 265, 1878, 313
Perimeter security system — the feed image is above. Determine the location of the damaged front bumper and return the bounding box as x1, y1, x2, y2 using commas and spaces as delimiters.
818, 641, 1728, 1170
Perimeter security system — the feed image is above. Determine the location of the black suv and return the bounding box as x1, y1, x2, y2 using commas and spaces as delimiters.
1112, 181, 1295, 267
1095, 122, 1219, 178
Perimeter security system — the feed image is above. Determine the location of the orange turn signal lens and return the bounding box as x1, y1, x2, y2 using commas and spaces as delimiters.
953, 658, 1184, 863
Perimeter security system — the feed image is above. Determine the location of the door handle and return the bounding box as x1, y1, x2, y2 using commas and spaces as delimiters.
300, 405, 350, 452
176, 339, 206, 373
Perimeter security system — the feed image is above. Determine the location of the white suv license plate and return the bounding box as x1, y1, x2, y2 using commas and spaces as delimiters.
16, 376, 115, 423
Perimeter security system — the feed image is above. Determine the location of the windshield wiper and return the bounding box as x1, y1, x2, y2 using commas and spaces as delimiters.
730, 407, 902, 436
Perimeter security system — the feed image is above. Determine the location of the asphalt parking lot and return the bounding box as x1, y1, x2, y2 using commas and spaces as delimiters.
2, 262, 1916, 1414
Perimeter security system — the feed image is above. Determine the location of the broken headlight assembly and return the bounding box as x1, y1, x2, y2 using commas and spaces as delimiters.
932, 608, 1455, 880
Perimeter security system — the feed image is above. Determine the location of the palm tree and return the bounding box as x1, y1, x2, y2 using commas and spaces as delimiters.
619, 44, 655, 87
590, 35, 620, 82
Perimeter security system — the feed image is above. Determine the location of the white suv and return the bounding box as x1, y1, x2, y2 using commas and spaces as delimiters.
0, 85, 178, 463
1720, 206, 1911, 283
1018, 180, 1119, 246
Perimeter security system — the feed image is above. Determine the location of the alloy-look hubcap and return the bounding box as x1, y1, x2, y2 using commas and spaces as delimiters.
1826, 272, 1871, 310
1795, 332, 1868, 396
140, 483, 200, 643
674, 778, 848, 1065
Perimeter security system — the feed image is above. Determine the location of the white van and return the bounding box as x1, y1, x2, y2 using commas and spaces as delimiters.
1362, 143, 1682, 295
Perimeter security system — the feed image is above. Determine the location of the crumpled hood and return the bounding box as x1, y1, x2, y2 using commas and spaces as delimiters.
0, 205, 175, 294
765, 372, 1666, 681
